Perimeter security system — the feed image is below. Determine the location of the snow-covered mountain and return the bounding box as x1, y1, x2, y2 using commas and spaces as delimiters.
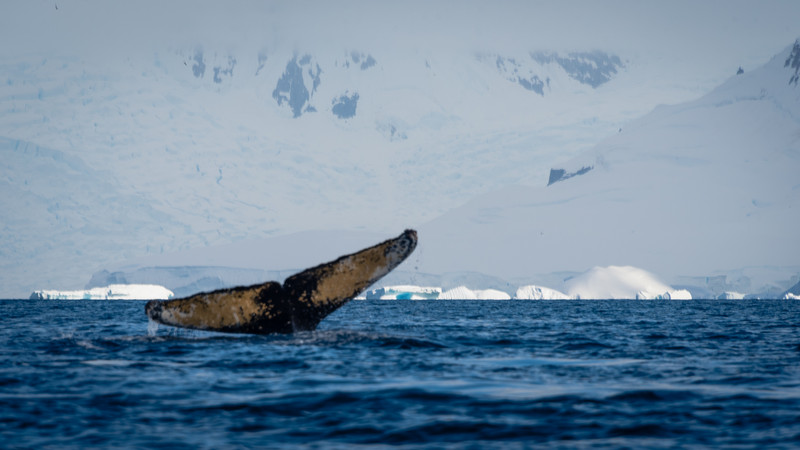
2, 7, 798, 298
0, 37, 702, 297
415, 40, 800, 298
78, 40, 800, 300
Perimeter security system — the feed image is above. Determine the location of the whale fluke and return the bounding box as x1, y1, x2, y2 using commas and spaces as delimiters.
145, 229, 417, 334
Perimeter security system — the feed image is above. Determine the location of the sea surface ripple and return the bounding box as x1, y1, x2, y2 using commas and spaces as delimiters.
1, 300, 799, 448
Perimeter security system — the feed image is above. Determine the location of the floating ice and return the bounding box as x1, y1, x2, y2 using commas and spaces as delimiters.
565, 266, 691, 300
360, 275, 695, 301
716, 291, 746, 300
664, 289, 692, 300
365, 285, 441, 300
514, 285, 571, 300
363, 285, 513, 300
438, 286, 475, 300
30, 284, 174, 300
439, 286, 510, 300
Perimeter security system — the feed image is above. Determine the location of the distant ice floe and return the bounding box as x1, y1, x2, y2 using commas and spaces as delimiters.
30, 284, 173, 300
365, 285, 441, 300
366, 267, 693, 300
34, 266, 698, 301
363, 285, 512, 300
716, 291, 746, 300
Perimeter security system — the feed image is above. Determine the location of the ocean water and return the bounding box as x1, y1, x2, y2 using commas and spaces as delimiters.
1, 299, 799, 449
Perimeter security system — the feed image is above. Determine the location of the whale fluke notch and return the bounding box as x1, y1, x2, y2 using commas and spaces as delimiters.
145, 229, 418, 334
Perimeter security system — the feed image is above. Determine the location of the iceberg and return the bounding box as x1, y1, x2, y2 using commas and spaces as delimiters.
474, 289, 512, 300
664, 289, 692, 300
780, 279, 800, 300
364, 285, 511, 300
364, 285, 441, 300
439, 286, 510, 300
438, 287, 474, 300
30, 284, 173, 300
716, 291, 746, 300
349, 277, 700, 302
635, 289, 693, 300
514, 285, 571, 300
565, 266, 691, 300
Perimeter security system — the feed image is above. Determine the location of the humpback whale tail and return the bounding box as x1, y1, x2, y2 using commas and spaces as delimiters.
145, 229, 417, 335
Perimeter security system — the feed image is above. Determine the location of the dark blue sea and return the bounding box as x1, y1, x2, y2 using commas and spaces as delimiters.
1, 300, 799, 449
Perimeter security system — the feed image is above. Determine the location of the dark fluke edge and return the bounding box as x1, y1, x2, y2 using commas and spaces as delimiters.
145, 229, 417, 334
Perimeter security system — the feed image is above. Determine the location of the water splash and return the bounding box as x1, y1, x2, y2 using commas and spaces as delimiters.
146, 318, 159, 336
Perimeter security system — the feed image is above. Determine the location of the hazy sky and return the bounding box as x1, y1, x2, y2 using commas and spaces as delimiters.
2, 0, 799, 72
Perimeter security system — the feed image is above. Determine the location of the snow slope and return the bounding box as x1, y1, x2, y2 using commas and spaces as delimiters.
0, 138, 190, 297
416, 41, 800, 298
0, 42, 706, 297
